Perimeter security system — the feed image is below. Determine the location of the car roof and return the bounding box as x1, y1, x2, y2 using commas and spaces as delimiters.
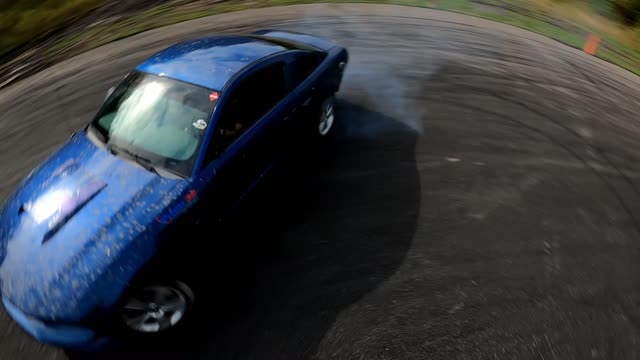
136, 35, 290, 90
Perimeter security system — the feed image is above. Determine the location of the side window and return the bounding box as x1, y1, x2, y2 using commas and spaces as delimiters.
206, 62, 287, 161
290, 52, 325, 89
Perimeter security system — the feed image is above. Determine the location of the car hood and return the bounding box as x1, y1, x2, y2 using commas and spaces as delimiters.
0, 131, 192, 321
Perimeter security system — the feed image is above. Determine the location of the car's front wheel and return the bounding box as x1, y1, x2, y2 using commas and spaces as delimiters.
120, 281, 194, 334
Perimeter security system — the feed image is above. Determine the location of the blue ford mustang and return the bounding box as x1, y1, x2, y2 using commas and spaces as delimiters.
0, 30, 348, 350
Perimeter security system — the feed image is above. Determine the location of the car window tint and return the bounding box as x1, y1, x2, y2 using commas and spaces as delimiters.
207, 61, 287, 161
290, 52, 325, 89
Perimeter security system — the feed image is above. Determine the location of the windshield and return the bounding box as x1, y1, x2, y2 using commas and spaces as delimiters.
90, 71, 219, 177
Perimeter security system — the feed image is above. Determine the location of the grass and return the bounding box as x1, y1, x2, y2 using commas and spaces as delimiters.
479, 11, 586, 48
4, 0, 640, 79
0, 0, 103, 57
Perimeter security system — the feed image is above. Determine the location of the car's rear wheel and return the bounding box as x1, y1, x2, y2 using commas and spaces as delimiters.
120, 281, 194, 334
317, 96, 335, 137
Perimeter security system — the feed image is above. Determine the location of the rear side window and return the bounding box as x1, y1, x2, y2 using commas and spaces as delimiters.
290, 52, 326, 89
207, 62, 287, 160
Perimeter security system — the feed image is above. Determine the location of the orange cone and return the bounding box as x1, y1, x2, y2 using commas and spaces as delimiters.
584, 34, 601, 55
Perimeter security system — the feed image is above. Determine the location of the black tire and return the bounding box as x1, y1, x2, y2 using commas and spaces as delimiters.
118, 280, 195, 337
315, 95, 336, 139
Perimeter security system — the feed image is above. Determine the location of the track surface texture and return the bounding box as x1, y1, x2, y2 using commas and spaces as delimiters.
2, 3, 640, 360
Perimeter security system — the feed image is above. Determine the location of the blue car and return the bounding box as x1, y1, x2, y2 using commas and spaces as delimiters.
0, 30, 348, 350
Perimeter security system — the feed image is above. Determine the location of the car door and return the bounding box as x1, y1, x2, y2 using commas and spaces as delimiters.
285, 51, 328, 136
199, 60, 289, 217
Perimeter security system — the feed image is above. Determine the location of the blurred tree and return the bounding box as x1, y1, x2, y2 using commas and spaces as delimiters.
613, 0, 640, 24
0, 0, 101, 56
0, 9, 17, 32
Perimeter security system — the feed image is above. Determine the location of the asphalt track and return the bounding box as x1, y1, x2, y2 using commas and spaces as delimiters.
2, 3, 640, 359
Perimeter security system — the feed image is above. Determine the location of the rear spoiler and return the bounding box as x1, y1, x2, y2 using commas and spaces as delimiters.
251, 29, 336, 51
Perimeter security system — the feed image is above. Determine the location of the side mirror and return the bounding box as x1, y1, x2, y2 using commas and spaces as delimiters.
105, 86, 115, 100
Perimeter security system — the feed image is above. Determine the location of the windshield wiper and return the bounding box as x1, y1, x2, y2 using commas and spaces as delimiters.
88, 124, 110, 144
107, 143, 158, 175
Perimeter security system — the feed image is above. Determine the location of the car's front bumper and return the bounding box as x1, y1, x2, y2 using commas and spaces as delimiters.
2, 297, 111, 351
